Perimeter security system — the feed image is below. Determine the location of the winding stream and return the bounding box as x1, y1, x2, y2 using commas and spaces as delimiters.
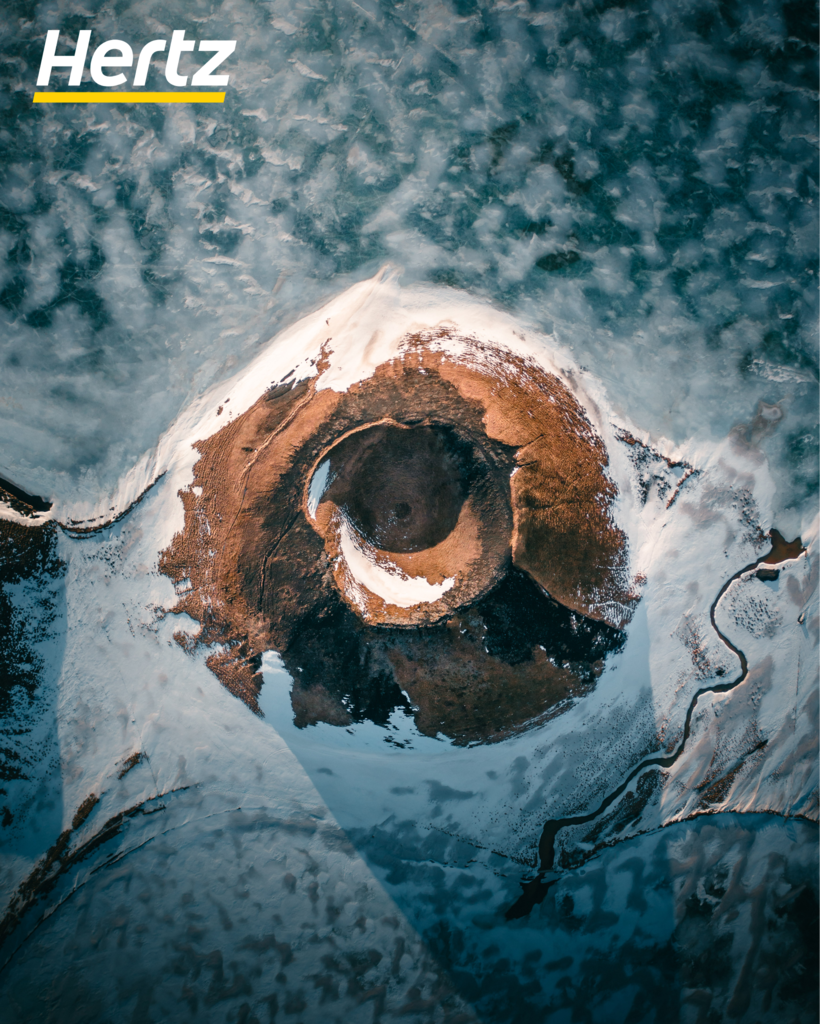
507, 529, 806, 919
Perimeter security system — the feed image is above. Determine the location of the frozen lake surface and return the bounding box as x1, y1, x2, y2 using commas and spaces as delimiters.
0, 1, 817, 1022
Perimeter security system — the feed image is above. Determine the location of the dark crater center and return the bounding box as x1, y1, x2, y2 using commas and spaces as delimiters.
322, 423, 475, 553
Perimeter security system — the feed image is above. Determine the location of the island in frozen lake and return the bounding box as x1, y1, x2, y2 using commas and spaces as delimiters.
0, 275, 816, 1023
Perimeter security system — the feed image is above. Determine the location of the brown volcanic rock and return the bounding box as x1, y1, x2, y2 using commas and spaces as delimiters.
432, 339, 627, 622
159, 332, 634, 741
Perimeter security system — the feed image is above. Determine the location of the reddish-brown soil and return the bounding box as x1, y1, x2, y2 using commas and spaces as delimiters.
159, 332, 634, 742
761, 528, 805, 565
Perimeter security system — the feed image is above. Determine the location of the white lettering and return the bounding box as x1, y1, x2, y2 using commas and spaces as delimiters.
165, 30, 194, 87
191, 41, 236, 87
37, 29, 91, 87
36, 29, 238, 91
90, 40, 133, 86
133, 40, 167, 87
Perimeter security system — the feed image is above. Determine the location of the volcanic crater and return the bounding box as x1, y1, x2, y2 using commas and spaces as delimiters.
306, 420, 514, 628
160, 334, 636, 744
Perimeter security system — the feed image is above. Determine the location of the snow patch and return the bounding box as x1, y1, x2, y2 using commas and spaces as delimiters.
339, 518, 454, 608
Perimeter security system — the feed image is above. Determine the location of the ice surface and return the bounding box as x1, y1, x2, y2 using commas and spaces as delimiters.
0, 0, 815, 534
306, 457, 330, 518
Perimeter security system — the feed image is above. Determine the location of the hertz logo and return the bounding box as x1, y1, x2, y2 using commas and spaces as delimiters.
34, 30, 236, 103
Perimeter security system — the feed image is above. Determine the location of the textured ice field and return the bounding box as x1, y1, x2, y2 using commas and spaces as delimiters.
0, 1, 817, 1022
0, 0, 816, 527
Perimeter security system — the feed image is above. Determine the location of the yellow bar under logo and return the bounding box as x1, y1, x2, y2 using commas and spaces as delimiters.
33, 91, 226, 103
